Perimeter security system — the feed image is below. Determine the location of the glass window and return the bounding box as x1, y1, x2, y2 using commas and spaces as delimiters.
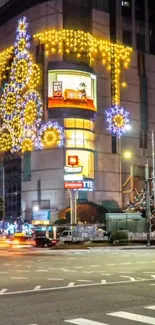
75, 119, 84, 128
112, 136, 117, 154
65, 130, 94, 149
122, 1, 130, 7
64, 118, 94, 131
64, 119, 75, 128
66, 150, 94, 179
75, 130, 84, 147
84, 120, 94, 131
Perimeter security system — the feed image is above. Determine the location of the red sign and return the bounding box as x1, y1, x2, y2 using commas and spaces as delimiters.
53, 81, 63, 98
64, 182, 83, 189
68, 155, 78, 166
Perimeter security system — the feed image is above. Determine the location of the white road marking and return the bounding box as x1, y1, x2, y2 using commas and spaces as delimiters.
77, 280, 93, 282
34, 286, 41, 291
145, 306, 155, 310
120, 276, 136, 281
108, 311, 155, 324
64, 318, 108, 324
35, 269, 48, 272
83, 271, 93, 274
61, 269, 77, 273
1, 277, 154, 296
151, 275, 155, 279
101, 280, 107, 284
0, 289, 7, 294
10, 277, 27, 280
0, 271, 8, 274
67, 282, 75, 287
4, 263, 12, 266
89, 265, 99, 268
75, 266, 84, 269
118, 271, 133, 274
137, 261, 146, 264
47, 278, 63, 281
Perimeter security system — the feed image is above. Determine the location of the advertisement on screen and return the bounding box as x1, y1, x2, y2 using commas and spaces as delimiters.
48, 70, 97, 111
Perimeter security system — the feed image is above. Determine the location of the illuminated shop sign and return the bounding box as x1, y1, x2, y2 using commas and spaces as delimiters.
68, 155, 78, 166
64, 174, 83, 181
53, 81, 63, 98
64, 181, 93, 191
82, 181, 94, 191
64, 182, 83, 189
48, 69, 97, 111
64, 166, 83, 174
33, 210, 50, 221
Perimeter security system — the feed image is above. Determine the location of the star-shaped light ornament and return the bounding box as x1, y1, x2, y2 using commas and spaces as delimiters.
106, 106, 130, 137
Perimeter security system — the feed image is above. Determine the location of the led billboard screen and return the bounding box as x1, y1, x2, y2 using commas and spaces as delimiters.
48, 70, 97, 111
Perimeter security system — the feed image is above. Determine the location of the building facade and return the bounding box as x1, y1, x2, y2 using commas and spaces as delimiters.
0, 0, 154, 221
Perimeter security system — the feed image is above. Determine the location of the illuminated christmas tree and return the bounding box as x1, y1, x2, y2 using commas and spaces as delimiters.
0, 17, 64, 154
125, 188, 154, 217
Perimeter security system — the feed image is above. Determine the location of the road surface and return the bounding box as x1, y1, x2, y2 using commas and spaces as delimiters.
0, 247, 155, 324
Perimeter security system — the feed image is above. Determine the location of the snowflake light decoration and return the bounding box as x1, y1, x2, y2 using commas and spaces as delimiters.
36, 121, 64, 150
106, 105, 130, 137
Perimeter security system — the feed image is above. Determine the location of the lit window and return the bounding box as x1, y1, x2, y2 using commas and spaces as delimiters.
84, 120, 94, 131
65, 129, 94, 149
64, 119, 75, 128
121, 1, 130, 7
64, 118, 94, 131
75, 119, 84, 128
66, 150, 94, 179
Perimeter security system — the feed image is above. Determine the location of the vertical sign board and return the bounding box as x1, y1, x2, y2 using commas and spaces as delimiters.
23, 152, 31, 182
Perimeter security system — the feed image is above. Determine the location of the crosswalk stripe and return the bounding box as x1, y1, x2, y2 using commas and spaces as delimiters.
108, 311, 155, 324
145, 306, 155, 310
64, 318, 108, 325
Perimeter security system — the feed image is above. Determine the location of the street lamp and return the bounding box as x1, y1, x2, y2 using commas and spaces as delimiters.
33, 205, 39, 212
123, 150, 132, 160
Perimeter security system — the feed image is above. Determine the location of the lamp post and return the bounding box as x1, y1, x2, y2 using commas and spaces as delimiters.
151, 131, 155, 210
145, 159, 151, 246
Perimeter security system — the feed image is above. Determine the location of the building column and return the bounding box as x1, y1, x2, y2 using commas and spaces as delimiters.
116, 0, 122, 42
131, 0, 136, 48
145, 0, 149, 53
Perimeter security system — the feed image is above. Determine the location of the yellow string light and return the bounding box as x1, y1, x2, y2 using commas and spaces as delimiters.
21, 138, 34, 153
33, 29, 133, 107
0, 46, 13, 81
0, 128, 12, 152
12, 58, 29, 84
0, 28, 133, 110
42, 128, 60, 149
24, 100, 37, 126
28, 64, 40, 89
113, 114, 125, 128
